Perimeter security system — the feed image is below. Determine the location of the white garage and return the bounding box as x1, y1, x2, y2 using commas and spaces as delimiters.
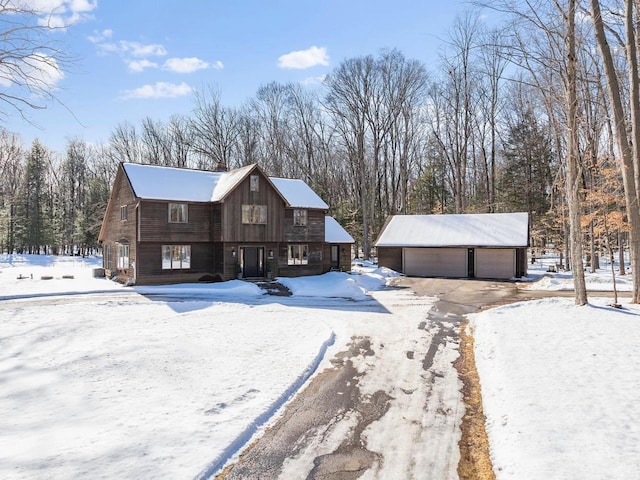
404, 247, 467, 278
475, 248, 516, 279
375, 213, 529, 280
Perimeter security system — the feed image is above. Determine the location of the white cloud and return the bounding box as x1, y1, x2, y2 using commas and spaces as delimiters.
21, 0, 98, 28
278, 46, 329, 70
127, 59, 158, 73
87, 28, 112, 44
163, 57, 210, 74
120, 41, 167, 57
214, 60, 224, 70
0, 53, 64, 91
121, 81, 192, 100
302, 74, 326, 85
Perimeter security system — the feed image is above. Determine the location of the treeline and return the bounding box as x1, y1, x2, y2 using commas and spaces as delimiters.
0, 1, 633, 286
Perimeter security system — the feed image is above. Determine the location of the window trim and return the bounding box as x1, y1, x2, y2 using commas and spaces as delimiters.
168, 203, 188, 223
120, 205, 128, 221
242, 204, 267, 224
287, 244, 309, 265
293, 209, 307, 226
162, 245, 191, 270
117, 243, 129, 269
250, 174, 259, 192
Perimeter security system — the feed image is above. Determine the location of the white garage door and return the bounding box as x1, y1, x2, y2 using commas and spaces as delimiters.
403, 248, 467, 277
475, 248, 515, 279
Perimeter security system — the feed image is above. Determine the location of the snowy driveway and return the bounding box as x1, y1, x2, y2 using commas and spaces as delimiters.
219, 277, 523, 480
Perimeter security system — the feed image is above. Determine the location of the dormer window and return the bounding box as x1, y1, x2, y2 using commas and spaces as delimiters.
168, 203, 188, 223
293, 209, 307, 226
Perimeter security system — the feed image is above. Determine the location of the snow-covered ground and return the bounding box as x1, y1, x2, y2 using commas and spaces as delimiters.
473, 255, 640, 479
524, 254, 633, 291
1, 254, 439, 479
3, 254, 639, 480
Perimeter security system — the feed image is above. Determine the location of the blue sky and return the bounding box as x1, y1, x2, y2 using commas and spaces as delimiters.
7, 0, 482, 153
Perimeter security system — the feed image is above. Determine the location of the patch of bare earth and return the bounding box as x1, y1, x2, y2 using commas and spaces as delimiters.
454, 320, 496, 480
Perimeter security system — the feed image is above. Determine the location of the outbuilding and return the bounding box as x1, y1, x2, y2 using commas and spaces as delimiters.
375, 212, 529, 280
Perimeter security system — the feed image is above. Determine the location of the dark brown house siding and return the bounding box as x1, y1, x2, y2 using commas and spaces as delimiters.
221, 169, 285, 243
377, 247, 403, 273
138, 201, 212, 243
100, 168, 137, 281
322, 243, 352, 272
283, 209, 325, 242
276, 242, 324, 277
135, 242, 215, 285
100, 163, 338, 285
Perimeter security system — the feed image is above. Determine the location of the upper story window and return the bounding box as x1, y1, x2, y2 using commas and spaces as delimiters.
250, 175, 259, 192
120, 205, 128, 221
168, 203, 188, 223
293, 209, 307, 226
242, 204, 267, 224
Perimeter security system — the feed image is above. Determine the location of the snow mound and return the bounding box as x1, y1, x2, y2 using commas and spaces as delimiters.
278, 272, 368, 300
134, 280, 265, 297
278, 269, 400, 300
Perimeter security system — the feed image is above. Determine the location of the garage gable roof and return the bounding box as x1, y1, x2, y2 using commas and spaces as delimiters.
375, 212, 529, 248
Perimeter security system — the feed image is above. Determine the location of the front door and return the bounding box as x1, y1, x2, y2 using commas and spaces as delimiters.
241, 247, 264, 277
330, 244, 340, 270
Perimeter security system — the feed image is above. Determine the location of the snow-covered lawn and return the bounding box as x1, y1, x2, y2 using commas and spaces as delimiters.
524, 254, 633, 291
4, 254, 639, 480
0, 254, 421, 479
473, 266, 640, 479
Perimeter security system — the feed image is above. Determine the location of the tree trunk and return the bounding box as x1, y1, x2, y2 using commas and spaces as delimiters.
565, 0, 588, 305
591, 0, 640, 303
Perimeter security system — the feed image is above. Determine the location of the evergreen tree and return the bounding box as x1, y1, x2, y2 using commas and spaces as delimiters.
498, 111, 554, 220
17, 140, 49, 253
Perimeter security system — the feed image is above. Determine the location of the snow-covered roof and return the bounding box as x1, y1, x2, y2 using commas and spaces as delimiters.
122, 163, 328, 209
124, 163, 223, 202
325, 216, 354, 243
270, 178, 329, 210
211, 164, 256, 201
375, 213, 529, 248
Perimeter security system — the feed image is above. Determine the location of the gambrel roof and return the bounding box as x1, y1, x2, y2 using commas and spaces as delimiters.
375, 212, 529, 248
122, 163, 328, 209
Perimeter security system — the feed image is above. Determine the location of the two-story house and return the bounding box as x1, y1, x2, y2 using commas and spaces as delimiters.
98, 162, 354, 285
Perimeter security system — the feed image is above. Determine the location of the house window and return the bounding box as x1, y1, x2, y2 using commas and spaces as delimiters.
168, 203, 188, 223
293, 209, 307, 226
162, 245, 191, 270
120, 205, 128, 221
288, 244, 309, 265
117, 243, 129, 269
104, 244, 112, 269
242, 204, 267, 224
250, 175, 259, 192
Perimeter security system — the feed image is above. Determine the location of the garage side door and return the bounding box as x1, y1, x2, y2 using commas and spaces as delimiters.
475, 248, 515, 279
403, 248, 467, 277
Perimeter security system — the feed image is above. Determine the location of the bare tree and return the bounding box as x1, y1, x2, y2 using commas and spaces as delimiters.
190, 88, 239, 170
564, 0, 588, 305
589, 0, 640, 303
0, 0, 72, 119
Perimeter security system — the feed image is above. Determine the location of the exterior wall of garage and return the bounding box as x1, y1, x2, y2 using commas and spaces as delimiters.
377, 247, 403, 272
378, 246, 528, 279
